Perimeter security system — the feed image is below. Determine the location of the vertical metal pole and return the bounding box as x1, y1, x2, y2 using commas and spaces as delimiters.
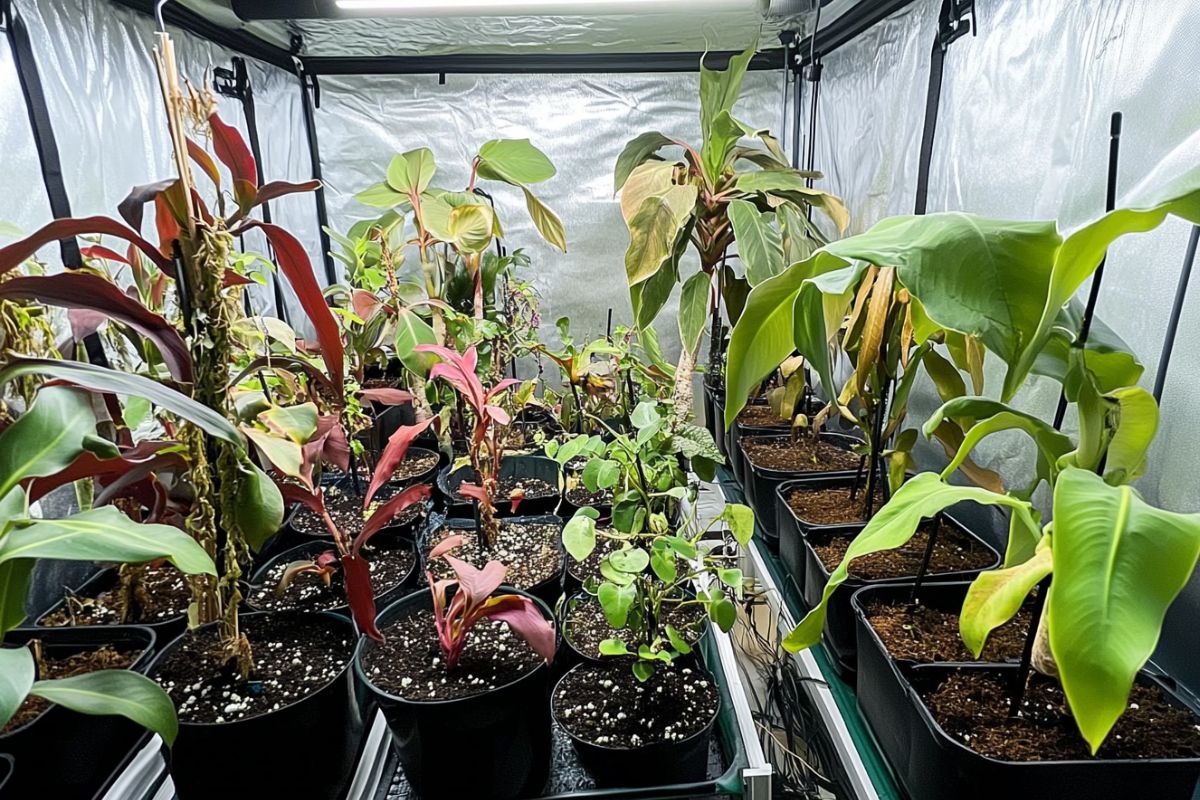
293, 42, 337, 287
1153, 226, 1200, 403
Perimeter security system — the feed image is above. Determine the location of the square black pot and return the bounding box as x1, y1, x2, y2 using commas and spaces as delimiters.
800, 513, 999, 679
875, 662, 1200, 800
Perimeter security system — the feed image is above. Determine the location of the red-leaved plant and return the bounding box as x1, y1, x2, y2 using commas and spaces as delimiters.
415, 344, 518, 546
426, 535, 556, 669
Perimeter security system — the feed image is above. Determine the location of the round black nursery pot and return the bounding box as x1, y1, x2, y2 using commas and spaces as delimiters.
877, 663, 1200, 800
244, 538, 419, 615
801, 512, 998, 679
0, 625, 156, 800
551, 660, 718, 788
149, 611, 361, 800
0, 754, 12, 794
437, 454, 562, 518
356, 588, 555, 800
32, 566, 188, 645
740, 432, 862, 553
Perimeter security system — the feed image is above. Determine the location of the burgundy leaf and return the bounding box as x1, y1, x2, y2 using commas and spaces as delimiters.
277, 480, 326, 518
484, 404, 511, 426
457, 481, 489, 504
444, 555, 507, 606
363, 417, 434, 509
358, 387, 413, 407
243, 222, 345, 401
428, 534, 464, 561
356, 483, 432, 554
483, 596, 556, 663
351, 289, 382, 322
416, 344, 486, 413
208, 112, 257, 190
222, 269, 254, 288
0, 274, 193, 382
509, 488, 525, 514
255, 179, 320, 206
154, 192, 182, 259
342, 553, 382, 641
316, 550, 338, 568
67, 308, 107, 341
93, 451, 187, 507
301, 414, 351, 480
118, 179, 177, 234
485, 378, 521, 401
186, 137, 222, 188
0, 216, 172, 277
79, 245, 131, 265
25, 441, 179, 502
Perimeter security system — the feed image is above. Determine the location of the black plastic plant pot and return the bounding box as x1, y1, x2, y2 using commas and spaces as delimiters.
731, 397, 825, 486
32, 567, 187, 645
740, 432, 863, 554
356, 588, 555, 800
802, 515, 999, 679
775, 472, 872, 595
423, 514, 566, 608
436, 454, 562, 518
0, 753, 12, 794
244, 538, 418, 616
702, 381, 723, 443
851, 581, 1003, 769
150, 611, 361, 800
551, 660, 719, 788
557, 591, 708, 672
712, 393, 728, 460
369, 399, 417, 453
0, 625, 156, 800
873, 663, 1200, 800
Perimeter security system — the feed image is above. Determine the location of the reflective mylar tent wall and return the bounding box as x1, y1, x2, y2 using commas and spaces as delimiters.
803, 0, 1200, 691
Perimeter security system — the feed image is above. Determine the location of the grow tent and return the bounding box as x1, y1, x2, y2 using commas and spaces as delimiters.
4, 0, 1200, 798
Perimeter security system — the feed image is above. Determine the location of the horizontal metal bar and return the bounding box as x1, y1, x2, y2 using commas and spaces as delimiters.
303, 48, 786, 75
797, 0, 919, 65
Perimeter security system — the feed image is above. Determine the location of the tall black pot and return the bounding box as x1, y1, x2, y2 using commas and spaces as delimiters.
356, 588, 555, 800
437, 455, 562, 518
875, 662, 1200, 800
148, 611, 361, 799
32, 567, 187, 645
801, 513, 999, 678
551, 660, 718, 787
0, 625, 156, 800
740, 432, 862, 553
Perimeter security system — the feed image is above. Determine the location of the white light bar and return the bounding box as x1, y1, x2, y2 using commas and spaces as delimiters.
335, 0, 761, 15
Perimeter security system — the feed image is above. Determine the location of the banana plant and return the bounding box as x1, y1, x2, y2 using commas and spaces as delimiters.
0, 384, 218, 745
614, 40, 849, 428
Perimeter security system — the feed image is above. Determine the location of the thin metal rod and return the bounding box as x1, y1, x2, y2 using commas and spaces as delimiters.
908, 513, 942, 603
1153, 225, 1199, 403
1010, 577, 1049, 717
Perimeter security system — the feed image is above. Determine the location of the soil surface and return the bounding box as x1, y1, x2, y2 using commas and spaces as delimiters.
742, 436, 860, 473
563, 595, 706, 659
450, 475, 559, 507
1, 644, 140, 733
426, 521, 562, 591
924, 670, 1200, 761
554, 662, 719, 749
362, 608, 544, 701
812, 522, 994, 581
737, 405, 790, 428
864, 599, 1031, 662
785, 484, 886, 525
563, 486, 612, 510
39, 564, 190, 627
155, 614, 352, 724
389, 450, 439, 482
245, 545, 416, 612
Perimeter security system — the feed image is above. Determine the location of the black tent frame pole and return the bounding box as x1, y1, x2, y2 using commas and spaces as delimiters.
1153, 225, 1200, 403
292, 41, 338, 288
914, 0, 974, 215
4, 0, 108, 367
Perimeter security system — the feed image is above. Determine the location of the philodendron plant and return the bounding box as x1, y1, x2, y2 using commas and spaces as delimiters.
0, 384, 218, 744
563, 500, 753, 680
615, 40, 848, 427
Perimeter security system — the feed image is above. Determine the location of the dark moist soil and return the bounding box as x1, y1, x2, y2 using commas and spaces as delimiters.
362, 608, 543, 701
1, 644, 140, 733
554, 662, 719, 749
39, 564, 190, 627
246, 545, 416, 612
785, 484, 886, 525
812, 522, 994, 581
737, 405, 790, 428
155, 614, 352, 724
563, 595, 706, 659
864, 599, 1032, 662
292, 482, 425, 539
567, 534, 621, 586
451, 475, 558, 506
426, 521, 562, 591
564, 486, 612, 509
742, 436, 860, 473
924, 670, 1200, 761
389, 450, 439, 482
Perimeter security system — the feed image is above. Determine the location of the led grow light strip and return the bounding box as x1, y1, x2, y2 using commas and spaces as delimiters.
336, 0, 762, 14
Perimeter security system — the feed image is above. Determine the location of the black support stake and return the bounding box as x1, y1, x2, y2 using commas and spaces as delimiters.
914, 0, 975, 215
292, 42, 337, 287
4, 0, 107, 367
1153, 225, 1200, 403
